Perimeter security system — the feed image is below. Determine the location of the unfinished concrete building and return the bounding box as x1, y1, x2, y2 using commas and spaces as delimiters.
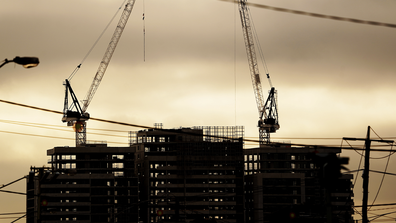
131, 126, 245, 223
26, 145, 140, 223
131, 127, 244, 222
27, 126, 245, 223
243, 145, 354, 223
26, 125, 354, 223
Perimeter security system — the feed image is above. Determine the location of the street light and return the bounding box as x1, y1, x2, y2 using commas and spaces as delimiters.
0, 56, 40, 68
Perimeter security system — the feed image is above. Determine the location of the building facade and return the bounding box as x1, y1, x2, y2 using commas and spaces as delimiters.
27, 126, 245, 223
26, 145, 140, 223
244, 145, 354, 223
27, 126, 353, 223
132, 126, 245, 223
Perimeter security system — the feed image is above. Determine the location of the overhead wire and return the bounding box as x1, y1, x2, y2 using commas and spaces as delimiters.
0, 129, 129, 145
344, 137, 364, 156
0, 189, 26, 196
341, 138, 364, 218
368, 137, 394, 211
0, 119, 130, 133
0, 119, 129, 138
0, 176, 25, 190
0, 212, 25, 216
3, 98, 396, 152
343, 132, 396, 158
343, 127, 396, 219
0, 217, 24, 220
10, 214, 26, 223
369, 210, 396, 222
370, 170, 396, 177
369, 128, 396, 159
219, 0, 396, 29
369, 206, 396, 212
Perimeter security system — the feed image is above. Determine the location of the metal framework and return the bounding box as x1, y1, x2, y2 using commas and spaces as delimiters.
193, 126, 245, 143
62, 0, 136, 146
238, 0, 279, 145
82, 0, 136, 113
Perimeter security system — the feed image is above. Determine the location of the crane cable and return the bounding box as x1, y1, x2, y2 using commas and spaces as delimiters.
143, 0, 146, 61
67, 0, 128, 81
247, 3, 272, 88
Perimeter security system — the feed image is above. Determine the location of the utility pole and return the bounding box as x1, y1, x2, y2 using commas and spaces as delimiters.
344, 126, 394, 223
362, 126, 371, 223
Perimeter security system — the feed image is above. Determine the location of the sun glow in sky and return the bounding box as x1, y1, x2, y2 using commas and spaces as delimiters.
1, 0, 396, 221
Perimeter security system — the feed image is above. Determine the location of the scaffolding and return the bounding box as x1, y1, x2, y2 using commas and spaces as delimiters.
129, 126, 244, 146
193, 126, 244, 143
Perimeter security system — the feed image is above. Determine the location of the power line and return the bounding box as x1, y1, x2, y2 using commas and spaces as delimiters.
369, 206, 396, 212
0, 119, 133, 136
220, 0, 396, 29
1, 118, 378, 142
0, 212, 25, 216
0, 189, 26, 196
0, 129, 129, 145
356, 203, 396, 208
0, 176, 25, 189
3, 98, 396, 152
369, 143, 393, 211
10, 214, 26, 223
370, 170, 396, 177
369, 210, 396, 222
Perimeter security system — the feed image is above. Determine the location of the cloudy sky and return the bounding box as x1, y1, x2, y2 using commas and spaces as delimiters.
1, 0, 396, 221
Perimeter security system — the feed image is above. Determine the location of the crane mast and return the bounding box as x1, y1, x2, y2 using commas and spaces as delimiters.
62, 0, 137, 146
238, 0, 279, 145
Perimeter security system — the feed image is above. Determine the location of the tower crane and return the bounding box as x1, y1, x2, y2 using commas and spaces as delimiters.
238, 0, 279, 145
62, 0, 137, 146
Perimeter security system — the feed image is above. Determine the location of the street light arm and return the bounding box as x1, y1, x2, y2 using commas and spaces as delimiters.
0, 59, 11, 68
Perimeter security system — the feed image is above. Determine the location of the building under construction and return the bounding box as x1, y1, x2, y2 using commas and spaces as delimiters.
26, 125, 353, 223
26, 145, 140, 223
244, 145, 354, 223
132, 126, 245, 223
27, 126, 245, 223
